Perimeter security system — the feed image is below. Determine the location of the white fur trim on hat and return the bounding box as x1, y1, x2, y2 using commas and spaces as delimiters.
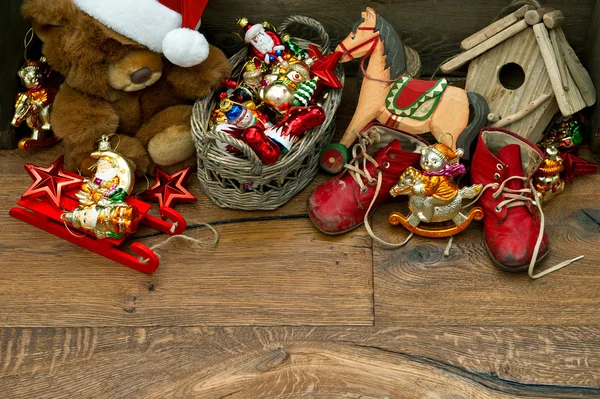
163, 28, 210, 67
73, 0, 181, 53
245, 24, 265, 42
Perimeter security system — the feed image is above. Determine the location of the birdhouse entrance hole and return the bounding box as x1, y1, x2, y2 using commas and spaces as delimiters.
498, 62, 525, 90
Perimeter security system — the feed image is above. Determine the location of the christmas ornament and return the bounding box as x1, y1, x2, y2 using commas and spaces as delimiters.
10, 136, 188, 274
540, 114, 590, 150
294, 78, 319, 106
138, 166, 197, 209
238, 18, 286, 64
309, 49, 343, 89
62, 135, 138, 239
12, 30, 62, 150
266, 106, 326, 153
388, 143, 484, 238
534, 146, 565, 205
22, 155, 83, 208
260, 60, 312, 113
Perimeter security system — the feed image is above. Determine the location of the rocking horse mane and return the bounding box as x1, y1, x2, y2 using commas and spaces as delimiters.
351, 13, 407, 79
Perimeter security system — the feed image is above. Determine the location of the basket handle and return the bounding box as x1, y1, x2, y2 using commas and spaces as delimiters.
279, 16, 331, 54
202, 126, 264, 175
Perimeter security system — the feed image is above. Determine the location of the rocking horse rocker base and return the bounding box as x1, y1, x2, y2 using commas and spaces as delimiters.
388, 207, 484, 238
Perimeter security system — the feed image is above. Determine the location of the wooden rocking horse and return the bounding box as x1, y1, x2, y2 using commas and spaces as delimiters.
320, 8, 489, 173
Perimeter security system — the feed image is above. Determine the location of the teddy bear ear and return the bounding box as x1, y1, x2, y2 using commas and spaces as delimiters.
21, 0, 78, 41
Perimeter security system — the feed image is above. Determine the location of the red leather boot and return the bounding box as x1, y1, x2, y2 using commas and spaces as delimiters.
307, 123, 428, 235
471, 128, 582, 278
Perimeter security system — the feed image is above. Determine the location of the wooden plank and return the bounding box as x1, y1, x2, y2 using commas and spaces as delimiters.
555, 27, 597, 106
549, 28, 570, 91
533, 23, 587, 116
460, 5, 534, 50
0, 206, 373, 326
441, 20, 529, 73
587, 0, 600, 152
201, 0, 596, 76
373, 174, 600, 326
1, 326, 600, 398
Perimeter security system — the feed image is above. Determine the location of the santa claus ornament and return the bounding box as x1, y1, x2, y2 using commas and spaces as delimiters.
72, 0, 210, 67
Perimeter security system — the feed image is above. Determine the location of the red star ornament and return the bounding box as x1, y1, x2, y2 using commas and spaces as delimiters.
309, 45, 343, 89
138, 166, 197, 209
560, 152, 598, 183
22, 155, 83, 208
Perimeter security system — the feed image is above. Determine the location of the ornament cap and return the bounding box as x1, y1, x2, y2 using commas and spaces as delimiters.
97, 135, 113, 152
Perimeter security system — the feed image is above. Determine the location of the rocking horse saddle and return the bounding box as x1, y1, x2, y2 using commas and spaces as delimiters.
385, 76, 448, 120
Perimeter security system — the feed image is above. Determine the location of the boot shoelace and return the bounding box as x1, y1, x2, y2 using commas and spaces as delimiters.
344, 135, 379, 194
467, 176, 583, 279
359, 156, 583, 278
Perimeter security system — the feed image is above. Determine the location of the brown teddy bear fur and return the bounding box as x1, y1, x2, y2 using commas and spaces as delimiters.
21, 0, 231, 175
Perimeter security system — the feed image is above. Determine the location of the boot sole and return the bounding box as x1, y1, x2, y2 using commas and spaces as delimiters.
483, 232, 550, 273
307, 206, 377, 236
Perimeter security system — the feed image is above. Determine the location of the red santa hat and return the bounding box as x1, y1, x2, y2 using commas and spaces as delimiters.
72, 0, 210, 67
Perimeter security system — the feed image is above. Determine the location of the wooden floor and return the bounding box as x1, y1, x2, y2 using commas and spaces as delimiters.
1, 79, 600, 398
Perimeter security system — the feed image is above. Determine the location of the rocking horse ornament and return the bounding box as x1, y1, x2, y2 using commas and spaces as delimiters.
388, 143, 484, 238
320, 8, 489, 173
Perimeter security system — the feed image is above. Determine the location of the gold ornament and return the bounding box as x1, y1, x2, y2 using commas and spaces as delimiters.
389, 143, 484, 238
62, 136, 138, 239
12, 57, 59, 149
534, 146, 565, 205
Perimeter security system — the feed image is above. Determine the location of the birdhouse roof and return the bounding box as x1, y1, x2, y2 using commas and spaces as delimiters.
440, 6, 595, 117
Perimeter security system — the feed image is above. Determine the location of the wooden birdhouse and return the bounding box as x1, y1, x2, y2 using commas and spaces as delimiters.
441, 6, 596, 143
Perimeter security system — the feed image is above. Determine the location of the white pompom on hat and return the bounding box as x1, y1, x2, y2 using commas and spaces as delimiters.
72, 0, 210, 67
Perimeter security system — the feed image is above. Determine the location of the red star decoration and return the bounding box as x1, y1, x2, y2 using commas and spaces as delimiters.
309, 45, 343, 89
22, 155, 83, 208
138, 166, 197, 209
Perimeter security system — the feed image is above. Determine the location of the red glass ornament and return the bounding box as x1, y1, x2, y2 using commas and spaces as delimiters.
22, 155, 83, 208
138, 166, 197, 209
243, 127, 281, 165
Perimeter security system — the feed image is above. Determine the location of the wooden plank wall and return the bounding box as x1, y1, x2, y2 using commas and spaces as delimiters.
586, 0, 600, 152
0, 0, 596, 150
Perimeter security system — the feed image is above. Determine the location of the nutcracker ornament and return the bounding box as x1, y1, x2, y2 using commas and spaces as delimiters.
388, 143, 484, 238
9, 135, 188, 274
11, 56, 62, 150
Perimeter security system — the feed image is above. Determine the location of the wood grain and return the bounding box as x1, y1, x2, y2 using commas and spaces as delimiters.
460, 5, 534, 50
533, 23, 586, 116
372, 174, 600, 326
442, 20, 529, 73
0, 203, 373, 326
1, 326, 600, 398
201, 0, 596, 77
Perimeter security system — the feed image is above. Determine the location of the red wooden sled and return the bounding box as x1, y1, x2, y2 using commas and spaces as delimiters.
9, 170, 186, 274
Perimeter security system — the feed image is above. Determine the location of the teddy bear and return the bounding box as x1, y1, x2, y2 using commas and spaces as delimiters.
21, 0, 231, 175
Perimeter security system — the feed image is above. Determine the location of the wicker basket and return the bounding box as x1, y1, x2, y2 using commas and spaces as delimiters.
191, 16, 344, 210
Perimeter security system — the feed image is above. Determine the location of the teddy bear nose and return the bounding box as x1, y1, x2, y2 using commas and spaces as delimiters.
130, 67, 152, 84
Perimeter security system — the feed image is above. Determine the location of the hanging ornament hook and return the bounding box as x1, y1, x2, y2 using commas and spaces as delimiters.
23, 28, 35, 61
